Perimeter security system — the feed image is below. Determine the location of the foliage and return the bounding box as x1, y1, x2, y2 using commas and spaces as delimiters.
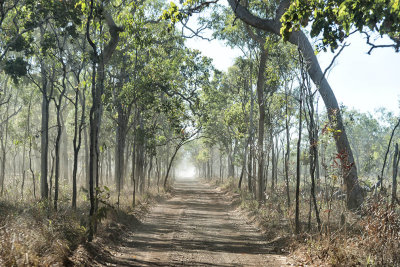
281, 0, 400, 52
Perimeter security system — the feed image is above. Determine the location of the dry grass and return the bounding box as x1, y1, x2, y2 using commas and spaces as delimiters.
0, 180, 169, 267
0, 200, 86, 266
208, 177, 400, 266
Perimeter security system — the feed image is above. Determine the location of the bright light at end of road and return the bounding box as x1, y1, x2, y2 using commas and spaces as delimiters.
176, 166, 196, 180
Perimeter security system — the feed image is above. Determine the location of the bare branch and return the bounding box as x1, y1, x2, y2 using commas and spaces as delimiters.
362, 31, 400, 54
181, 19, 214, 41
319, 42, 349, 90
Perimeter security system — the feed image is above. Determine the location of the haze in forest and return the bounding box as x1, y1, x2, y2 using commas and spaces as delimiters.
175, 157, 197, 180
0, 0, 399, 266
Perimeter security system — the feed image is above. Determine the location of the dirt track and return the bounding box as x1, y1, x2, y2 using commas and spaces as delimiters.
93, 179, 291, 266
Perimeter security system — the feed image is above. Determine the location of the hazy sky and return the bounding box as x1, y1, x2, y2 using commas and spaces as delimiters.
185, 32, 400, 116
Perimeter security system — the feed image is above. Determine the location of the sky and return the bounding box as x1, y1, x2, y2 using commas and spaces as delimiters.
185, 30, 400, 116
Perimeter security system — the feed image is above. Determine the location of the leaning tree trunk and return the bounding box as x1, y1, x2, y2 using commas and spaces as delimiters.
228, 0, 363, 210
163, 144, 182, 189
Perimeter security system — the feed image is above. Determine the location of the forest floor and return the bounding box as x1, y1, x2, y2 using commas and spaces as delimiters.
70, 179, 292, 266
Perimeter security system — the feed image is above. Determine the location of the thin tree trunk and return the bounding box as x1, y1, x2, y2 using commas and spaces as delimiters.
164, 145, 182, 189
285, 88, 291, 208
40, 75, 49, 199
148, 155, 153, 189
257, 49, 267, 203
72, 86, 86, 209
295, 94, 303, 234
271, 133, 275, 191
0, 103, 9, 196
84, 124, 89, 189
392, 143, 399, 205
54, 108, 62, 211
132, 140, 136, 207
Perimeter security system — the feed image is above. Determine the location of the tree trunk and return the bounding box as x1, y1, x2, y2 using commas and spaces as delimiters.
295, 96, 303, 234
304, 85, 321, 231
147, 155, 153, 189
40, 74, 49, 200
228, 149, 234, 178
219, 152, 223, 182
285, 88, 291, 208
271, 133, 275, 191
72, 87, 85, 209
256, 49, 267, 203
84, 124, 90, 189
392, 143, 399, 205
163, 145, 182, 189
27, 98, 36, 198
0, 102, 9, 196
54, 58, 67, 211
60, 111, 69, 182
54, 105, 62, 211
132, 140, 136, 207
115, 111, 127, 205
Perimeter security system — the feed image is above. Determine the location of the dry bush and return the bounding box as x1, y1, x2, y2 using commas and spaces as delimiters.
359, 196, 400, 265
292, 195, 400, 266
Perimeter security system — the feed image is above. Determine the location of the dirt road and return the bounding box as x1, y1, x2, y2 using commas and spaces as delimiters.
92, 179, 291, 266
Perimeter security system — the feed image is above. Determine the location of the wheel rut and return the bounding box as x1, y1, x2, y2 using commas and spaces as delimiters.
94, 179, 291, 266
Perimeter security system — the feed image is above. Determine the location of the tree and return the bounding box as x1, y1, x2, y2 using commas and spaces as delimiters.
224, 0, 364, 210
84, 0, 124, 241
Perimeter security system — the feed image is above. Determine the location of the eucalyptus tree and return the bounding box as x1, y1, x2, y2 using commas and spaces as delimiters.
81, 0, 126, 240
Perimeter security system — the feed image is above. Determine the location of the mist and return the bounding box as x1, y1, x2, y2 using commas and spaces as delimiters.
175, 156, 197, 180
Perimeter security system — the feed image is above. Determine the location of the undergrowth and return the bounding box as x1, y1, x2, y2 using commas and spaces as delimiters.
0, 200, 86, 266
209, 177, 400, 266
0, 184, 168, 266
